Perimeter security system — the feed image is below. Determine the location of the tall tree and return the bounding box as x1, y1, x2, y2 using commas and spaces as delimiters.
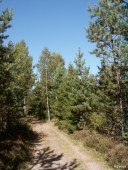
86, 0, 128, 140
71, 49, 91, 130
0, 7, 12, 45
50, 62, 66, 118
95, 60, 118, 135
38, 48, 64, 121
39, 48, 51, 121
52, 64, 78, 132
12, 41, 35, 116
0, 4, 13, 131
28, 81, 47, 119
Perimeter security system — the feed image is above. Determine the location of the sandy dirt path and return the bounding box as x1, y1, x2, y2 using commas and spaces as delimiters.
27, 119, 112, 170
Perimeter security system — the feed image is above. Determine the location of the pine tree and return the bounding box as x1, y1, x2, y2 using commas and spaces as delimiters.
0, 5, 13, 131
28, 81, 47, 119
50, 62, 66, 118
95, 60, 118, 135
52, 64, 78, 132
0, 7, 12, 45
71, 49, 91, 130
86, 0, 128, 140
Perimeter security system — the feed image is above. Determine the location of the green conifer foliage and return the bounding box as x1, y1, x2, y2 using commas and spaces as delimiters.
86, 0, 128, 140
96, 60, 118, 135
28, 81, 47, 119
0, 5, 13, 131
71, 49, 91, 130
12, 41, 35, 116
50, 62, 66, 118
0, 7, 12, 45
52, 64, 78, 133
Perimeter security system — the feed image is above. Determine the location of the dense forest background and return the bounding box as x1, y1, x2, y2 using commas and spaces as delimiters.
28, 0, 128, 141
0, 0, 128, 169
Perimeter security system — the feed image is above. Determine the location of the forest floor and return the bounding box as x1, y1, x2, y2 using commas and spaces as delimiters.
26, 118, 113, 170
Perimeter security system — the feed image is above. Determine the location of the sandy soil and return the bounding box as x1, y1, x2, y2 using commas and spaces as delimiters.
27, 119, 112, 170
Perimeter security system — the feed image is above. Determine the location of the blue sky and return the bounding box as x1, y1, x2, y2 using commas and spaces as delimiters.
1, 0, 100, 74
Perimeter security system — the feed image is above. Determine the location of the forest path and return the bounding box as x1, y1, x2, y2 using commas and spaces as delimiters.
27, 118, 112, 170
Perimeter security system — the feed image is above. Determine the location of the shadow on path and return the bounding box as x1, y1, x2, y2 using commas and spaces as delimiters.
26, 116, 45, 125
27, 117, 79, 170
28, 146, 79, 170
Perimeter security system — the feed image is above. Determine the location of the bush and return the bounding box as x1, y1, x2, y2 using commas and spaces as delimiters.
73, 129, 128, 169
0, 121, 38, 170
107, 143, 128, 168
54, 119, 76, 133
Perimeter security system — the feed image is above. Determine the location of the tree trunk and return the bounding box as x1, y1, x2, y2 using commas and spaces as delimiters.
116, 69, 124, 140
0, 114, 3, 132
23, 96, 27, 115
46, 66, 50, 121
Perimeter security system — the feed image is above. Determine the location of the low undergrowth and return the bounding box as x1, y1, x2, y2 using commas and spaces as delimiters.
0, 121, 38, 170
53, 118, 77, 134
73, 130, 128, 169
